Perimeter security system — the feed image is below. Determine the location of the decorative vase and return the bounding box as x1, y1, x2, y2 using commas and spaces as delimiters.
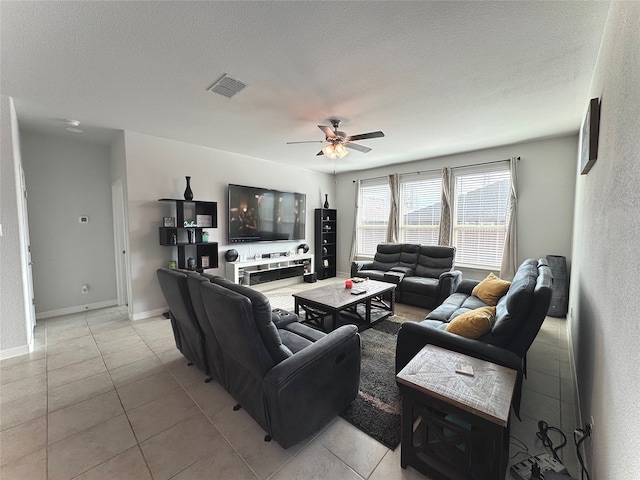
323, 194, 329, 209
184, 176, 193, 201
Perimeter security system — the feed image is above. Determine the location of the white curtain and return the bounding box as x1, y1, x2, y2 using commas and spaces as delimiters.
386, 174, 400, 242
438, 167, 452, 246
349, 180, 361, 262
500, 157, 519, 279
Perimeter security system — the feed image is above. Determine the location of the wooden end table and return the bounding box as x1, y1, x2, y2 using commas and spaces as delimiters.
396, 345, 516, 480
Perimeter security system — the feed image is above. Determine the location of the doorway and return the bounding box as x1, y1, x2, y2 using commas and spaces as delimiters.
111, 177, 130, 309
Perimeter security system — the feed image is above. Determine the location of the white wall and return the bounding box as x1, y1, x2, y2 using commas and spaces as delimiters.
0, 95, 31, 357
568, 2, 640, 478
335, 135, 577, 278
123, 131, 335, 319
20, 131, 118, 317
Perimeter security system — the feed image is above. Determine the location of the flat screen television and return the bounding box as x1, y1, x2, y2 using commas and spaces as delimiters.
228, 184, 306, 243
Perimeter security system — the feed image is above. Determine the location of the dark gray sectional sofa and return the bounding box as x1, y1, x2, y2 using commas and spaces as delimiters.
351, 243, 462, 309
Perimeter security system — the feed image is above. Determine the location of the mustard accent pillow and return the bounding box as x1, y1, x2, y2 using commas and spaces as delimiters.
471, 272, 511, 306
445, 306, 496, 339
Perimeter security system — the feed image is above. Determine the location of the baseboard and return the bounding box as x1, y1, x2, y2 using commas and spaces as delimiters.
36, 299, 118, 320
0, 342, 33, 361
565, 317, 582, 426
131, 307, 168, 322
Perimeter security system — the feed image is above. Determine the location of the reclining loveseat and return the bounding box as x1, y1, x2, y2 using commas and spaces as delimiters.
395, 258, 553, 416
351, 243, 461, 309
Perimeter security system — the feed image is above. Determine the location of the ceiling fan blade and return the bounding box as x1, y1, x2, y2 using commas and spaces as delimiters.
286, 140, 324, 144
318, 125, 336, 138
346, 131, 385, 142
345, 142, 372, 153
316, 150, 325, 156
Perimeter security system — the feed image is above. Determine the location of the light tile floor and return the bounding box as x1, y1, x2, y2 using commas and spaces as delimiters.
1, 292, 578, 480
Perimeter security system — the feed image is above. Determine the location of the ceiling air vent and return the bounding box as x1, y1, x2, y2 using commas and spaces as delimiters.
207, 74, 247, 98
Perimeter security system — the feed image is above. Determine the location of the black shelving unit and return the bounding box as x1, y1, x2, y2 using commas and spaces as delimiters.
158, 198, 218, 272
314, 208, 337, 279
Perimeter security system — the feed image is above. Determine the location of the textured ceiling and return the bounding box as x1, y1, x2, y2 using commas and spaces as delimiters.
1, 1, 610, 173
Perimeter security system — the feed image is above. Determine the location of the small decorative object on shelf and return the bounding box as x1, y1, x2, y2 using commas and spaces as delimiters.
201, 256, 210, 268
324, 194, 329, 209
158, 198, 218, 271
187, 257, 197, 270
184, 176, 194, 201
315, 208, 337, 279
168, 260, 177, 269
225, 249, 239, 262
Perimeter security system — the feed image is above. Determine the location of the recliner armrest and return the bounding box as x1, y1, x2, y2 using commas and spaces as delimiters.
271, 309, 298, 327
351, 261, 373, 277
263, 325, 361, 448
396, 322, 520, 373
437, 270, 463, 304
455, 278, 480, 296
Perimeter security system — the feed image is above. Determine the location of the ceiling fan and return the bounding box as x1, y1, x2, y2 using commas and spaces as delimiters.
287, 119, 384, 159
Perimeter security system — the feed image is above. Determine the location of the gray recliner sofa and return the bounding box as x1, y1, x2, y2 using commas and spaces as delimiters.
351, 243, 462, 309
156, 268, 209, 377
200, 277, 362, 448
395, 258, 553, 417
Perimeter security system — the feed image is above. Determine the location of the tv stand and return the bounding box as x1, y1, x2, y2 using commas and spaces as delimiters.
225, 253, 314, 286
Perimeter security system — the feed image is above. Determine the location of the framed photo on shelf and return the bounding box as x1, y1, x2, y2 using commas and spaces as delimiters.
201, 256, 210, 268
196, 214, 213, 227
163, 217, 176, 227
580, 97, 600, 175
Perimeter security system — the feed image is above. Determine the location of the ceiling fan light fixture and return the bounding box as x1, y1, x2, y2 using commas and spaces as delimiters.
322, 144, 336, 158
323, 142, 348, 159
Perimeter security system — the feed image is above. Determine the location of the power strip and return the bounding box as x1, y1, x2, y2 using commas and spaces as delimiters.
510, 453, 568, 480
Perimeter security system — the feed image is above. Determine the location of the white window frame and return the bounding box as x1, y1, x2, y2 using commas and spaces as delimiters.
398, 172, 441, 245
451, 162, 511, 270
356, 178, 390, 257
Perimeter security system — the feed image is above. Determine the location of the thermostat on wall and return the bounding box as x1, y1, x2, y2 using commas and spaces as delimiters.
79, 216, 89, 224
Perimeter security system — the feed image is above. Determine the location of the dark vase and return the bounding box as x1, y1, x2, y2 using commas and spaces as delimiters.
323, 194, 329, 209
184, 176, 193, 201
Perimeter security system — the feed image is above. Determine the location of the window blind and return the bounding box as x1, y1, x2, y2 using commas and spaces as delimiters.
357, 181, 390, 256
399, 175, 441, 244
453, 167, 510, 268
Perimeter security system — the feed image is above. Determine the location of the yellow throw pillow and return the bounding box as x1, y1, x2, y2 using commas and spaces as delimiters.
445, 306, 496, 339
471, 272, 511, 306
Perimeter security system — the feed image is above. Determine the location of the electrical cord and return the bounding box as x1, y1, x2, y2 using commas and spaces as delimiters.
573, 428, 591, 480
536, 420, 567, 462
509, 435, 530, 460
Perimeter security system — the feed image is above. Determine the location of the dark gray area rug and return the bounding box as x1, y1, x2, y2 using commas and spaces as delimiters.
339, 305, 425, 450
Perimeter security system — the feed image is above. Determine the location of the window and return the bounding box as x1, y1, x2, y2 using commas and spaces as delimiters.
452, 165, 511, 269
356, 180, 390, 256
399, 174, 441, 244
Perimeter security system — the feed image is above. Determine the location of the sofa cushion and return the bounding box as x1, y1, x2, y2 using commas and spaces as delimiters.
414, 245, 456, 278
424, 292, 489, 322
354, 269, 388, 282
472, 272, 511, 306
371, 243, 419, 273
279, 330, 313, 354
400, 276, 439, 297
445, 306, 496, 339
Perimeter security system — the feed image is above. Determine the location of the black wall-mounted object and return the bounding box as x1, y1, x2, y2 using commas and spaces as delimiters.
228, 184, 306, 244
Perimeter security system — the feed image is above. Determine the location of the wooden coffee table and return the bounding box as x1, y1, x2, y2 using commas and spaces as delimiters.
396, 345, 516, 480
293, 279, 396, 332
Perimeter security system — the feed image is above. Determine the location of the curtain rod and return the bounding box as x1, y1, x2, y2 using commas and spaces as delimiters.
352, 157, 519, 183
